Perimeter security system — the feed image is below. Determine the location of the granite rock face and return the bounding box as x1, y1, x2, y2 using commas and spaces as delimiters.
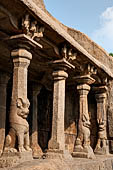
67, 28, 113, 74
32, 0, 46, 10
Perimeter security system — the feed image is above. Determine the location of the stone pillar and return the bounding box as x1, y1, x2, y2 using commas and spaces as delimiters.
48, 70, 68, 152
11, 49, 32, 100
72, 75, 95, 159
30, 83, 43, 158
46, 59, 74, 159
0, 73, 9, 156
94, 86, 109, 155
4, 48, 32, 153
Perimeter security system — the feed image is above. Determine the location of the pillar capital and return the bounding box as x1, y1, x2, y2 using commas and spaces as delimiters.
50, 58, 74, 82
11, 48, 32, 60
11, 48, 32, 69
7, 34, 42, 51
74, 74, 95, 85
95, 93, 107, 102
52, 70, 68, 80
77, 84, 90, 96
93, 85, 107, 102
93, 85, 107, 94
49, 58, 75, 72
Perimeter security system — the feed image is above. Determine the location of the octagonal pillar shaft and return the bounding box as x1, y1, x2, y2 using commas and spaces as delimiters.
11, 49, 32, 101
48, 70, 68, 152
46, 59, 74, 159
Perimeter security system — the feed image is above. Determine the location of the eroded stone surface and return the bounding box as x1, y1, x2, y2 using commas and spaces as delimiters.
0, 156, 113, 170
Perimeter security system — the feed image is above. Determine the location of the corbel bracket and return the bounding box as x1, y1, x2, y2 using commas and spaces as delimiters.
61, 44, 77, 62
22, 14, 45, 41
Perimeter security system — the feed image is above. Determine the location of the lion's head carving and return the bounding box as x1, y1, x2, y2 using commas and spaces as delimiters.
16, 98, 30, 119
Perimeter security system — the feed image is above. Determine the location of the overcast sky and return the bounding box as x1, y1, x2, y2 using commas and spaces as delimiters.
44, 0, 113, 53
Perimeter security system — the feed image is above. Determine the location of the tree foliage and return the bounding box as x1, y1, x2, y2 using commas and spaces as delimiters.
109, 53, 113, 57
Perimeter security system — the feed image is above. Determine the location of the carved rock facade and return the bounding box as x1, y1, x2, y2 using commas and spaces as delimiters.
0, 0, 113, 169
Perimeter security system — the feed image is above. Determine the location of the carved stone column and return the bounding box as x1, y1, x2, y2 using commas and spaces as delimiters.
30, 83, 43, 158
46, 59, 74, 159
4, 32, 42, 156
4, 48, 32, 153
48, 70, 68, 152
94, 86, 109, 155
72, 75, 95, 159
0, 73, 9, 156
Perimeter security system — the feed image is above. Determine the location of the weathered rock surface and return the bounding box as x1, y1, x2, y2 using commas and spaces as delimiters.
0, 156, 113, 170
67, 28, 113, 73
32, 0, 46, 10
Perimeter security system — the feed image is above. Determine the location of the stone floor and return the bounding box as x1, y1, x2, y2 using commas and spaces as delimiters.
0, 155, 113, 170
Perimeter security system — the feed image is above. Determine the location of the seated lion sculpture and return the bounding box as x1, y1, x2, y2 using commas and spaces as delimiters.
95, 119, 107, 150
4, 98, 32, 153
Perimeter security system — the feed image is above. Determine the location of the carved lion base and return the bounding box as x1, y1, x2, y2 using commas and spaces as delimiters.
94, 147, 109, 155
94, 139, 109, 155
72, 145, 95, 159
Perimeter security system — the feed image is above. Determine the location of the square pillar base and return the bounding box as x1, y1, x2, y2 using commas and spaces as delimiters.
43, 149, 72, 160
